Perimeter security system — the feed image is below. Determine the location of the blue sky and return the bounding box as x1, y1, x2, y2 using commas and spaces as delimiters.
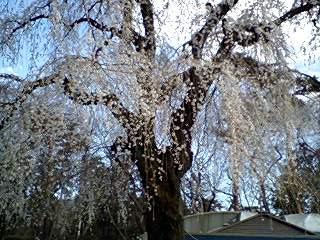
1, 0, 319, 79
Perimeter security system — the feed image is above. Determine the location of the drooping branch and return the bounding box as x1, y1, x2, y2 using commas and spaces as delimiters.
231, 53, 320, 95
2, 0, 147, 55
230, 53, 287, 85
0, 73, 138, 132
62, 76, 138, 130
0, 73, 59, 131
165, 52, 318, 177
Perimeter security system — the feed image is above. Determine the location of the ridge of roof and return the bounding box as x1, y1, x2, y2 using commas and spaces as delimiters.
184, 211, 241, 219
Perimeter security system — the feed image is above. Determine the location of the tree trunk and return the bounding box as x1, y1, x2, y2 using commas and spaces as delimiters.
131, 138, 187, 240
145, 174, 183, 240
0, 211, 6, 240
295, 194, 304, 214
260, 182, 270, 213
231, 181, 240, 211
36, 215, 52, 240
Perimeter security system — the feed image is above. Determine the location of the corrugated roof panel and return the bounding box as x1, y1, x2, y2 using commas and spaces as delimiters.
211, 214, 315, 236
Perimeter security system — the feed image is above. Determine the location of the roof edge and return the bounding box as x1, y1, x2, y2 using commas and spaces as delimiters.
186, 233, 320, 239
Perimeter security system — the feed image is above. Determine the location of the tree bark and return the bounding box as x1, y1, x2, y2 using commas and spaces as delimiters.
231, 181, 240, 211
260, 182, 270, 213
128, 134, 188, 240
111, 66, 204, 239
145, 171, 184, 240
0, 211, 6, 240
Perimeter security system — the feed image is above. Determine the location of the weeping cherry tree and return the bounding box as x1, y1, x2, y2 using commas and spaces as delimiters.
1, 0, 320, 239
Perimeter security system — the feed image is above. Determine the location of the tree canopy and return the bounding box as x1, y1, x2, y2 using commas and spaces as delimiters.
1, 0, 320, 239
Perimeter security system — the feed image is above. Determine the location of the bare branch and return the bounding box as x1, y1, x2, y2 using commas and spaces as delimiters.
69, 17, 117, 33
1, 1, 51, 42
0, 73, 25, 82
11, 14, 49, 34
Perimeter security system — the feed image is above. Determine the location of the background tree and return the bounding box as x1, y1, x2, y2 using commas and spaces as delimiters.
0, 71, 142, 239
273, 137, 320, 214
1, 0, 320, 240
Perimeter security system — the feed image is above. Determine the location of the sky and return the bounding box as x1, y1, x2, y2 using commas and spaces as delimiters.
1, 0, 319, 78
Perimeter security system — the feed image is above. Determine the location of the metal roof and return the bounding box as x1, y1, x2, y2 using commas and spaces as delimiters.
284, 214, 320, 233
209, 214, 316, 236
185, 234, 320, 240
184, 211, 241, 234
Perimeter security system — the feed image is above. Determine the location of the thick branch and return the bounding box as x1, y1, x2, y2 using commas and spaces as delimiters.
71, 1, 154, 56
189, 0, 239, 59
0, 73, 24, 82
136, 0, 156, 58
69, 16, 147, 53
219, 1, 320, 52
293, 70, 320, 95
170, 66, 220, 175
62, 76, 138, 130
0, 74, 138, 132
